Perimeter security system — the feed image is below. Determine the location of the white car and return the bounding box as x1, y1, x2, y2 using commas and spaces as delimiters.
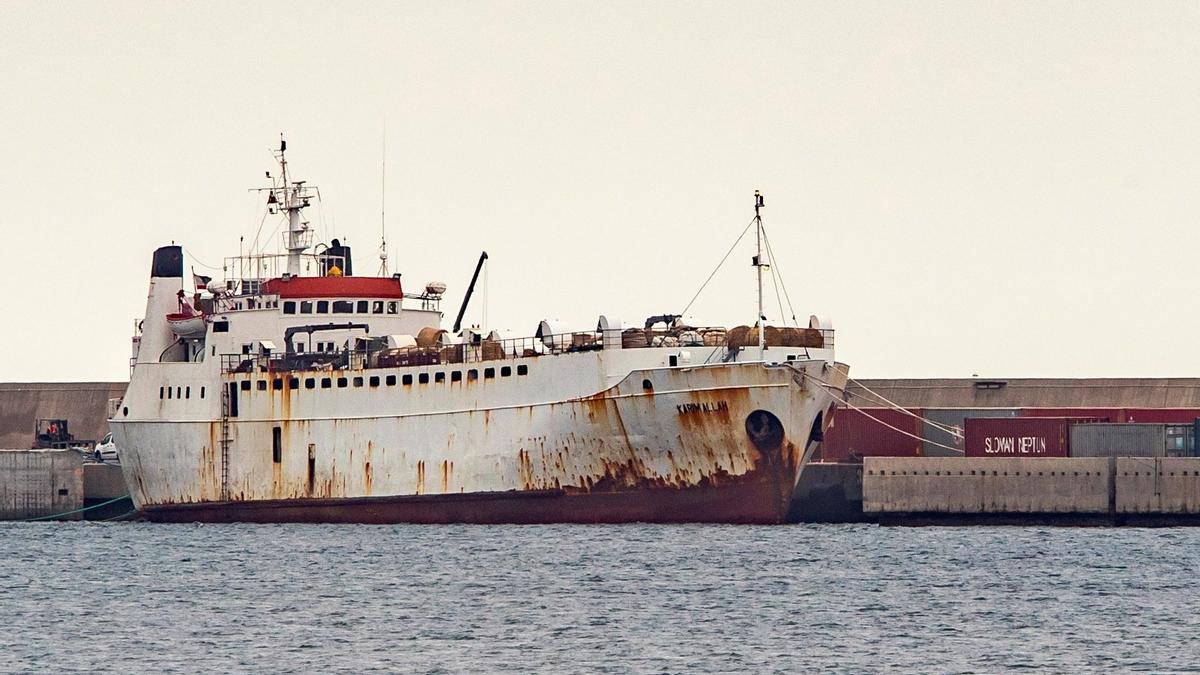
94, 432, 119, 463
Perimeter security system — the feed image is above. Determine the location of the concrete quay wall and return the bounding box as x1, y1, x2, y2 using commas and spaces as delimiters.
863, 457, 1112, 515
865, 456, 1200, 522
0, 449, 84, 520
1116, 457, 1200, 514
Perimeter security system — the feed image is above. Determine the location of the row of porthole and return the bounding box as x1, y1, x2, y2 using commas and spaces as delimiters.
869, 470, 1096, 477
867, 470, 1200, 477
160, 386, 206, 400
239, 363, 531, 393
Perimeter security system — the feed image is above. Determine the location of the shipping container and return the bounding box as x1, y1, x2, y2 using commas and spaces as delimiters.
1070, 423, 1171, 458
921, 408, 1018, 457
1021, 407, 1127, 423
1167, 424, 1195, 455
963, 417, 1085, 457
818, 408, 923, 462
1123, 408, 1200, 424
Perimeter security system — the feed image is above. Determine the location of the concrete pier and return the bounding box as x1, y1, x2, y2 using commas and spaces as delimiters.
0, 449, 84, 520
863, 456, 1200, 525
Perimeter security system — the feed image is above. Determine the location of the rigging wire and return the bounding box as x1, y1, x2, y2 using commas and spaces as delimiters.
247, 191, 276, 258
681, 217, 757, 318
184, 249, 220, 271
760, 227, 798, 326
768, 252, 787, 327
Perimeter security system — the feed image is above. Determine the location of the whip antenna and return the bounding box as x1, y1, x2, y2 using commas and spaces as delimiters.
378, 128, 389, 276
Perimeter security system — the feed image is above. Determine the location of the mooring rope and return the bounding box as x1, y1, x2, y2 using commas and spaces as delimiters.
787, 366, 966, 455
23, 495, 131, 522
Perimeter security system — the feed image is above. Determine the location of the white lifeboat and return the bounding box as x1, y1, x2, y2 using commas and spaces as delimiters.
166, 312, 207, 338
167, 290, 207, 338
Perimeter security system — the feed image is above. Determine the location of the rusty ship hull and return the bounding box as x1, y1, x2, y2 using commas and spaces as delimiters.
118, 358, 848, 524
113, 151, 849, 525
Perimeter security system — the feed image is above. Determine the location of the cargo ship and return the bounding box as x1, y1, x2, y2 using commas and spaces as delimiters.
109, 140, 849, 523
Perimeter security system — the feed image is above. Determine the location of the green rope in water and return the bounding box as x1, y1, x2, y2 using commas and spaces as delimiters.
23, 495, 131, 522
101, 508, 139, 522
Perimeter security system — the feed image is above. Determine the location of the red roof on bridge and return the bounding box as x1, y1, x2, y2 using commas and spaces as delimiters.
262, 276, 404, 299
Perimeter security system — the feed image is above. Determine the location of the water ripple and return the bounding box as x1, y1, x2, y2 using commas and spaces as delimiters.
0, 523, 1197, 672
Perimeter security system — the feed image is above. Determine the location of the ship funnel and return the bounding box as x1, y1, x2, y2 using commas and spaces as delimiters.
138, 245, 187, 365
150, 245, 183, 278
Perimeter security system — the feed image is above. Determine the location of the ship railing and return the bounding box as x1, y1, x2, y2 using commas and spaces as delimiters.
218, 327, 835, 375
219, 252, 348, 290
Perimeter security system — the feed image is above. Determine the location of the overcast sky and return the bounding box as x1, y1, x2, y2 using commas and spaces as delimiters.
2, 1, 1197, 382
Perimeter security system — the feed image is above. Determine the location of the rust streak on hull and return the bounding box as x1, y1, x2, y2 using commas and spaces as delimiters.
141, 468, 793, 524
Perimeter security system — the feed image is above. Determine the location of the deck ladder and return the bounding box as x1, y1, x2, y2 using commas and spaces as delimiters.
219, 382, 232, 500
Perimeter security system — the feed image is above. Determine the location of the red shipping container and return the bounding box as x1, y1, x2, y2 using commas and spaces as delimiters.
1020, 407, 1126, 423
818, 407, 923, 462
964, 417, 1091, 458
1124, 408, 1200, 424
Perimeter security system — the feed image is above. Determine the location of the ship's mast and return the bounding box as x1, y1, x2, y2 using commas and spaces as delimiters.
274, 136, 313, 277
753, 190, 766, 355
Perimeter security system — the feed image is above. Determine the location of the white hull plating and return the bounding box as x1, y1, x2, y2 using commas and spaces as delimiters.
113, 352, 847, 523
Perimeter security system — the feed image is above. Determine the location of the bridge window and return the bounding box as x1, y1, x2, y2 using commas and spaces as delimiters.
283, 301, 296, 315
332, 300, 353, 314
305, 378, 315, 389
289, 377, 299, 389
357, 300, 369, 313
321, 378, 332, 389
353, 376, 364, 387
451, 371, 462, 383
402, 374, 413, 385
386, 375, 397, 386
273, 379, 283, 391
517, 364, 529, 376
484, 367, 495, 379
372, 301, 384, 314
418, 373, 429, 384
316, 300, 329, 313
435, 372, 446, 383
257, 380, 267, 391
240, 381, 250, 391
369, 376, 380, 387
386, 301, 398, 314
468, 370, 478, 382
501, 366, 512, 377
213, 321, 229, 333
337, 377, 348, 388
300, 301, 313, 314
